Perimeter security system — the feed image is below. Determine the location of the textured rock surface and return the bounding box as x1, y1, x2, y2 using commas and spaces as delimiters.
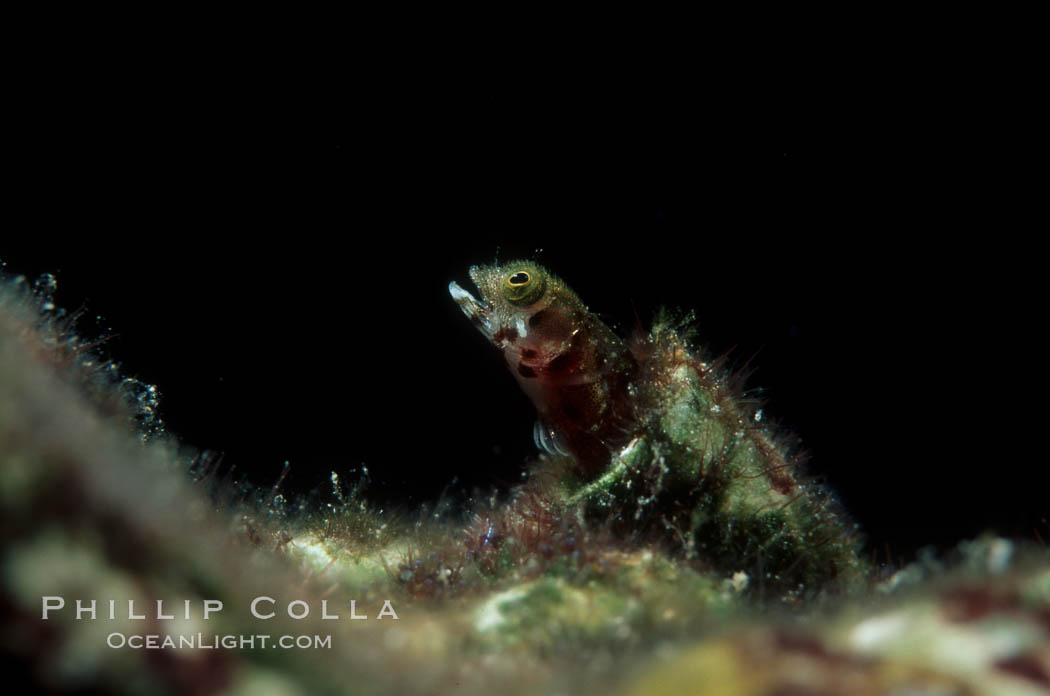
3, 272, 1048, 695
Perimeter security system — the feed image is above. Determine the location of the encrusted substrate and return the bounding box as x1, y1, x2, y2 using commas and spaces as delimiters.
3, 272, 1047, 695
627, 548, 1050, 695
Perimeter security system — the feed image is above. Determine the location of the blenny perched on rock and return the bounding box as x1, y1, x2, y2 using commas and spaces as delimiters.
451, 260, 867, 598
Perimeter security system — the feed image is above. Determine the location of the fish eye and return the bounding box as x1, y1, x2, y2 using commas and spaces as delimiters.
508, 271, 530, 286
502, 265, 546, 306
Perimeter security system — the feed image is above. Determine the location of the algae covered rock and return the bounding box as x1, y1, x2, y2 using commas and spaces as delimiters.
4, 263, 1047, 696
627, 546, 1050, 696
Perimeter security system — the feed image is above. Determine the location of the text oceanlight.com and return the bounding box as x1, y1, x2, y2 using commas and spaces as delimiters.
106, 633, 332, 650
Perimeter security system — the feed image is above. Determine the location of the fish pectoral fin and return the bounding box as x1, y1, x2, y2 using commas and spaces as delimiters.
533, 420, 571, 458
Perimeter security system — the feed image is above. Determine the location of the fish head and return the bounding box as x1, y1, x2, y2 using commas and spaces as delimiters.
449, 260, 575, 351
449, 260, 552, 348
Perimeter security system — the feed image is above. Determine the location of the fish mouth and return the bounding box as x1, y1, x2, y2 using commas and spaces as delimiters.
449, 279, 496, 339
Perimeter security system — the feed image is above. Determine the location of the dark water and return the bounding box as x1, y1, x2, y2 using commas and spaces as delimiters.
4, 112, 1043, 564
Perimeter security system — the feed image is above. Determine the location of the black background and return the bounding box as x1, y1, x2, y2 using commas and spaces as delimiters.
3, 70, 1044, 565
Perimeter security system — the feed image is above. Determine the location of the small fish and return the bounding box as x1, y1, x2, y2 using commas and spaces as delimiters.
449, 260, 636, 473
451, 260, 868, 596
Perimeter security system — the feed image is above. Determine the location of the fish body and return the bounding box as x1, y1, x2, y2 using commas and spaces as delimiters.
449, 260, 635, 473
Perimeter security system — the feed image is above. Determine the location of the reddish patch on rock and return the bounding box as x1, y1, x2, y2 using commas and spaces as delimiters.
995, 654, 1050, 687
